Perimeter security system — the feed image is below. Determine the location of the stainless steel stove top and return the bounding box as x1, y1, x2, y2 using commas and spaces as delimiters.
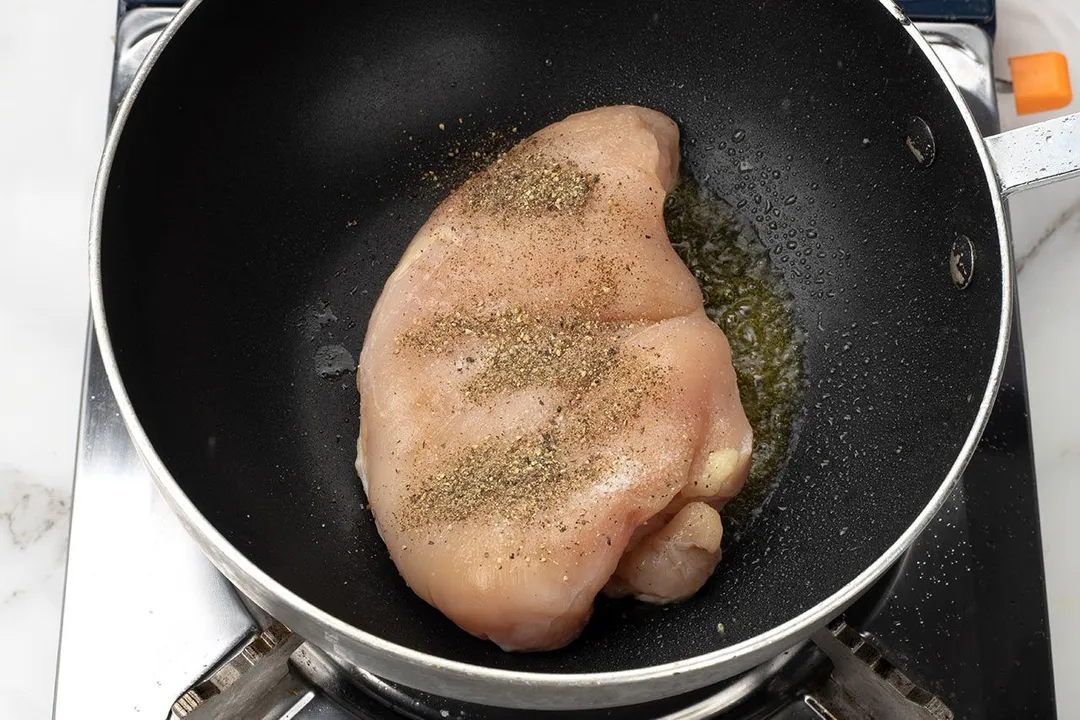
53, 8, 1049, 719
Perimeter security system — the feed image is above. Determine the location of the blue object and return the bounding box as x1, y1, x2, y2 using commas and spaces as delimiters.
118, 1, 997, 36
895, 0, 996, 36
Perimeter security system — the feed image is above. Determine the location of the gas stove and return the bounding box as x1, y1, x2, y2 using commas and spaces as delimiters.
53, 3, 1056, 718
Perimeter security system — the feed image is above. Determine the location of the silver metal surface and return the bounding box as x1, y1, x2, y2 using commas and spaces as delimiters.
52, 334, 257, 720
626, 645, 805, 719
808, 620, 953, 720
69, 6, 1033, 714
904, 116, 936, 167
917, 23, 1000, 134
332, 641, 812, 720
985, 113, 1080, 196
949, 235, 976, 289
52, 9, 257, 720
171, 622, 304, 719
110, 7, 176, 114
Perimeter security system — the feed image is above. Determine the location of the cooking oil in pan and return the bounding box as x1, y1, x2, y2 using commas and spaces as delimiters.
665, 178, 805, 535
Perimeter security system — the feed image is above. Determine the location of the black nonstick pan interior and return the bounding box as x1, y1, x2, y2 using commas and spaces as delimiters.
99, 0, 1003, 673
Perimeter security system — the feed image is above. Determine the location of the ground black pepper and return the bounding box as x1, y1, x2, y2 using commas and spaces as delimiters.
394, 274, 665, 530
463, 144, 596, 219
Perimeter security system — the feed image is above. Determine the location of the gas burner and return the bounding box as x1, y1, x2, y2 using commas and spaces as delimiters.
54, 4, 1055, 719
166, 617, 953, 719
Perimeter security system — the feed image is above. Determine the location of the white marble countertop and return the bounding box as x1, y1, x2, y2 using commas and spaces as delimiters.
0, 1, 115, 718
2, 1, 1079, 718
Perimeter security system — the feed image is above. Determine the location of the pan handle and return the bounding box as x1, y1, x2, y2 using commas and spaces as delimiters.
984, 113, 1080, 197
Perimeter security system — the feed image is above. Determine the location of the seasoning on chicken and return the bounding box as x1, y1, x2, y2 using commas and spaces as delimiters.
355, 106, 753, 652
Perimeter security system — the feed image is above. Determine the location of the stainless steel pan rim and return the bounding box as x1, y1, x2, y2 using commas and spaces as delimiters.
89, 0, 1021, 710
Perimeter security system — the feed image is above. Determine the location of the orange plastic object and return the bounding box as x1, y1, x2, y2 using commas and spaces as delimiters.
1009, 52, 1072, 115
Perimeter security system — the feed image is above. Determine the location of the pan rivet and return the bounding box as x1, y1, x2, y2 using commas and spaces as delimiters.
949, 235, 975, 289
905, 116, 935, 167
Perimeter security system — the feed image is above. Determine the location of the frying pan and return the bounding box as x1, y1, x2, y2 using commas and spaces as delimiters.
90, 0, 1080, 710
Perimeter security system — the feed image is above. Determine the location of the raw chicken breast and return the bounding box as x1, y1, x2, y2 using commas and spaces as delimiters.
356, 106, 752, 652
